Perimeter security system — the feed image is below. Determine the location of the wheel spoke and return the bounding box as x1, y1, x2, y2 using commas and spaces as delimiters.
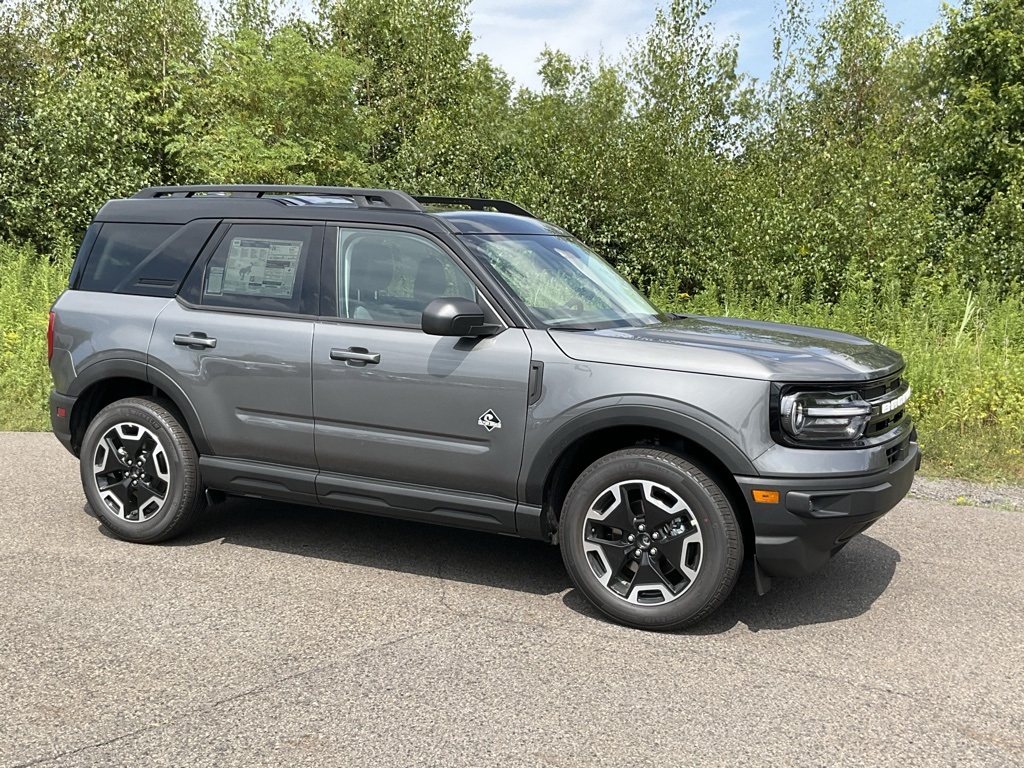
94, 435, 128, 475
656, 527, 703, 583
586, 485, 635, 532
625, 556, 677, 600
585, 537, 634, 582
638, 482, 688, 529
134, 479, 165, 514
100, 480, 132, 517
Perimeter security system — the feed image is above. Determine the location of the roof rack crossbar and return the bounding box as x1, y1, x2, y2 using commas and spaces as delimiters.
133, 185, 422, 212
414, 196, 535, 218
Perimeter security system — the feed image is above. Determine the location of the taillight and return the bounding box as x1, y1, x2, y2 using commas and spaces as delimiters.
47, 311, 55, 363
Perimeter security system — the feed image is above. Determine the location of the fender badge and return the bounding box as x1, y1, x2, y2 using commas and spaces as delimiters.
478, 409, 502, 431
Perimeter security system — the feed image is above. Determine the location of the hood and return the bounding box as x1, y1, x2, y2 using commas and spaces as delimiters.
548, 315, 904, 382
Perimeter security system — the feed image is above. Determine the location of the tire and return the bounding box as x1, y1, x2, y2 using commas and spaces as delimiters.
559, 448, 743, 631
80, 397, 205, 543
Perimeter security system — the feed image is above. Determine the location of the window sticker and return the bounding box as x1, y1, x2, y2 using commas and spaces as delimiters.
207, 266, 225, 295
221, 237, 302, 298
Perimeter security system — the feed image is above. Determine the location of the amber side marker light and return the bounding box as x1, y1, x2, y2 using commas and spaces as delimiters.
752, 489, 780, 504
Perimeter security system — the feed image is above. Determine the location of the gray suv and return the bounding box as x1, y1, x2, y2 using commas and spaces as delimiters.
48, 185, 919, 630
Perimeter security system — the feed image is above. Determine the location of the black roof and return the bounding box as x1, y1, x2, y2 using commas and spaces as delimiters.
94, 185, 553, 236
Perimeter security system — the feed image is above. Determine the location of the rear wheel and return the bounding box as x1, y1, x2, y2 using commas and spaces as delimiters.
559, 448, 742, 631
80, 397, 204, 543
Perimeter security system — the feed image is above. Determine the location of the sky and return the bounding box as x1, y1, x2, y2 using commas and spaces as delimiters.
468, 0, 949, 90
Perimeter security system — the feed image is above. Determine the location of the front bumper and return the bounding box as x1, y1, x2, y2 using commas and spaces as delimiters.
735, 440, 920, 579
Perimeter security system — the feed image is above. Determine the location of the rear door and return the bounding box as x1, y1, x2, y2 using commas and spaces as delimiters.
150, 221, 323, 475
312, 226, 532, 532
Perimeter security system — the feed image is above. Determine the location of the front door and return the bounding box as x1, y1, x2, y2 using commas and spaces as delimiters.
312, 226, 532, 532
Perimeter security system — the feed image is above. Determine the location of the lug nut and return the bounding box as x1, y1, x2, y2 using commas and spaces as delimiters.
638, 524, 646, 532
634, 549, 643, 558
652, 532, 661, 541
627, 534, 635, 543
650, 547, 659, 557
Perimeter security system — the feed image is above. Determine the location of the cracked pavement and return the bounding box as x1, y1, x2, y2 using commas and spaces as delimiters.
1, 432, 1023, 767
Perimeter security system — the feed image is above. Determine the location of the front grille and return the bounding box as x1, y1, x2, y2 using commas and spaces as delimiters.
859, 372, 910, 440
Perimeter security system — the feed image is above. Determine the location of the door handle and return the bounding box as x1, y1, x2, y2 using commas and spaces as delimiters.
173, 333, 217, 349
330, 347, 380, 365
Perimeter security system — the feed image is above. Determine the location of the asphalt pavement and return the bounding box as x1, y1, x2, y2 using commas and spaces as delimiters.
1, 432, 1022, 767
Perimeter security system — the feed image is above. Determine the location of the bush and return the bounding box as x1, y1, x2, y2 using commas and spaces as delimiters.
657, 269, 1024, 482
0, 241, 70, 430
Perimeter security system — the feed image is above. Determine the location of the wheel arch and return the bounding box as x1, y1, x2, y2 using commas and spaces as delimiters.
67, 361, 210, 456
524, 407, 756, 553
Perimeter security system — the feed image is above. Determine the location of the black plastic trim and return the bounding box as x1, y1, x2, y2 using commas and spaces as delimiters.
316, 471, 518, 534
200, 456, 318, 504
66, 358, 149, 398
415, 196, 535, 218
523, 405, 757, 506
736, 442, 919, 578
135, 185, 422, 212
528, 361, 544, 406
49, 390, 77, 455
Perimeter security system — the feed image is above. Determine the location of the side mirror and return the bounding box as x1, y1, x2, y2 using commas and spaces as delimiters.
422, 298, 499, 337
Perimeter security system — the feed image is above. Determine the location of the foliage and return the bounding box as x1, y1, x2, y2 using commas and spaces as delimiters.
657, 270, 1024, 480
167, 25, 368, 185
0, 0, 1022, 479
0, 241, 69, 430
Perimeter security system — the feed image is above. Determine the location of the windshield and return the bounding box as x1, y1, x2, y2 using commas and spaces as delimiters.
462, 234, 668, 329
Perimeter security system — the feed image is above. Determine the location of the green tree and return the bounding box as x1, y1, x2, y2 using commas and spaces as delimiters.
0, 0, 207, 248
322, 0, 477, 171
167, 23, 368, 185
929, 0, 1024, 284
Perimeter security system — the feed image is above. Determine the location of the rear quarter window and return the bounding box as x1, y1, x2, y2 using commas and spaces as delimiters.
76, 221, 217, 296
77, 224, 179, 292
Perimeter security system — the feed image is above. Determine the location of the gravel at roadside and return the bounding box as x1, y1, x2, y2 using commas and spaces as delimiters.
911, 475, 1024, 512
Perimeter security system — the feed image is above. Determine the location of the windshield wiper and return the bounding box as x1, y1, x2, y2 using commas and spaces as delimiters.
547, 324, 596, 332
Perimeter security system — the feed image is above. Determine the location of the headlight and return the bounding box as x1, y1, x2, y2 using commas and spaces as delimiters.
780, 391, 872, 442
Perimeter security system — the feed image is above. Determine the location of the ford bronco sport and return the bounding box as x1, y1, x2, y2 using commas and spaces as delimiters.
48, 185, 919, 630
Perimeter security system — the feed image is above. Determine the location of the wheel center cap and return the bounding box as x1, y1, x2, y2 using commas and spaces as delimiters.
638, 533, 652, 549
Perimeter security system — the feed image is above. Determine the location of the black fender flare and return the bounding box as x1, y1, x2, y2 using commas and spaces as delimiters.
67, 358, 212, 455
520, 404, 757, 506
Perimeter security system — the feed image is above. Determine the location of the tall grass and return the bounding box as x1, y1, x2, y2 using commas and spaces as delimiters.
2, 240, 1022, 481
0, 242, 70, 430
654, 269, 1024, 482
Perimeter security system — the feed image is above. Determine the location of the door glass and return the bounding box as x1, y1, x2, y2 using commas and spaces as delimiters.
202, 224, 313, 313
337, 229, 476, 325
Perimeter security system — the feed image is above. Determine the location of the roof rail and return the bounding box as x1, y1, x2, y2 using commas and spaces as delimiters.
132, 185, 423, 212
414, 196, 535, 218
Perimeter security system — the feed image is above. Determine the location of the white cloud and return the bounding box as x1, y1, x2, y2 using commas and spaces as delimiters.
468, 0, 654, 90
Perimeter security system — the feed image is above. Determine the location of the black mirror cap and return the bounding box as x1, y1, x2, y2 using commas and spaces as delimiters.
422, 297, 498, 337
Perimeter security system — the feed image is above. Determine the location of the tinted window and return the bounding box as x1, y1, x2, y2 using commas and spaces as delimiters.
201, 224, 314, 313
78, 224, 178, 292
337, 229, 476, 325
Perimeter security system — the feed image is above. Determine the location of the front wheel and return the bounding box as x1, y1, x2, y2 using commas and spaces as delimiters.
559, 449, 743, 631
80, 397, 205, 543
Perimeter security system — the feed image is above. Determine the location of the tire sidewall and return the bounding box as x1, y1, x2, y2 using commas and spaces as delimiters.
560, 451, 739, 630
80, 399, 194, 542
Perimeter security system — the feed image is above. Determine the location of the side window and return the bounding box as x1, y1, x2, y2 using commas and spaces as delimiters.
201, 224, 313, 313
337, 229, 476, 325
78, 223, 179, 292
